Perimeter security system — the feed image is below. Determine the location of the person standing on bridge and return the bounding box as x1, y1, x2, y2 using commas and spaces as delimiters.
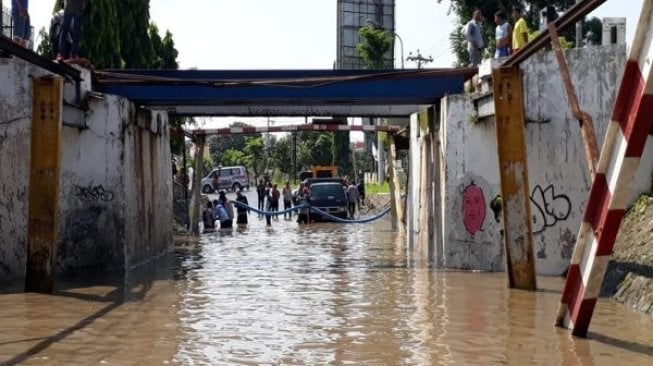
11, 0, 30, 48
282, 181, 293, 219
465, 9, 485, 66
494, 11, 512, 58
58, 0, 86, 61
235, 190, 249, 225
511, 5, 529, 54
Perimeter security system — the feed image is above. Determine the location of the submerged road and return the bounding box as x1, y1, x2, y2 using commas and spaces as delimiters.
1, 191, 652, 365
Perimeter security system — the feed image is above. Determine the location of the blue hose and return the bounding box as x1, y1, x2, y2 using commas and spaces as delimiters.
231, 201, 391, 224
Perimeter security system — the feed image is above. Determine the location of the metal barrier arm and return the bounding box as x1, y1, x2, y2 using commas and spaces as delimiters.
0, 34, 81, 82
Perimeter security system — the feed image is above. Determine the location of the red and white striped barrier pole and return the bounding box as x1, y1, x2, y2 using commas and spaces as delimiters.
555, 0, 653, 337
192, 124, 401, 136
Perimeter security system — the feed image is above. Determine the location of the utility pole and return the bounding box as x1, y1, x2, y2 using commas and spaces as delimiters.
407, 50, 433, 69
575, 0, 583, 48
293, 131, 297, 183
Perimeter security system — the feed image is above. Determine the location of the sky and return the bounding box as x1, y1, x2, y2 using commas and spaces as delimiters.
23, 0, 646, 130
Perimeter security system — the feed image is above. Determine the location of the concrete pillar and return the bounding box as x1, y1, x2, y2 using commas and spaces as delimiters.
387, 133, 403, 231
492, 66, 537, 291
377, 118, 385, 184
25, 76, 63, 293
190, 135, 205, 235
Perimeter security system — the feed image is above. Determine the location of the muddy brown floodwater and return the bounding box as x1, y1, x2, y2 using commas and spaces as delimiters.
1, 191, 653, 365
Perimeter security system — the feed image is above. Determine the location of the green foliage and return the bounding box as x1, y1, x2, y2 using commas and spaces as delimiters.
354, 151, 374, 174
365, 182, 390, 194
36, 27, 55, 59
221, 149, 247, 167
80, 0, 122, 68
311, 134, 335, 166
116, 0, 153, 68
243, 137, 265, 179
208, 122, 261, 165
356, 25, 393, 69
271, 136, 294, 176
332, 131, 352, 176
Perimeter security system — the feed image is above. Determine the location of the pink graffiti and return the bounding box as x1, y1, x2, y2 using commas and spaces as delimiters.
462, 183, 486, 235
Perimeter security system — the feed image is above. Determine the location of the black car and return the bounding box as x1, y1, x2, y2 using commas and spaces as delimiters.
304, 177, 345, 188
308, 182, 348, 221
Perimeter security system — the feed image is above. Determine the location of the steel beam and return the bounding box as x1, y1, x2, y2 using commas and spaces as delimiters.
0, 34, 81, 81
192, 124, 402, 136
167, 104, 425, 118
94, 69, 475, 110
549, 24, 600, 178
502, 0, 607, 68
492, 66, 537, 291
25, 76, 63, 293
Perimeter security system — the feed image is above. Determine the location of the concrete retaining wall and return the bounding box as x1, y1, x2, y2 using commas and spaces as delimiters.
0, 58, 172, 281
408, 45, 653, 275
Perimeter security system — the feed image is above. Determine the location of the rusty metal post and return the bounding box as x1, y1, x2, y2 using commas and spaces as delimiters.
25, 76, 64, 293
387, 133, 403, 230
190, 135, 205, 235
492, 66, 537, 291
549, 23, 600, 178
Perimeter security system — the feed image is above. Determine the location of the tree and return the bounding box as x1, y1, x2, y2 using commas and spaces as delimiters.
356, 25, 393, 69
36, 27, 55, 59
271, 136, 294, 177
221, 149, 247, 167
311, 134, 335, 166
116, 0, 153, 68
333, 131, 352, 177
208, 122, 261, 165
243, 137, 265, 180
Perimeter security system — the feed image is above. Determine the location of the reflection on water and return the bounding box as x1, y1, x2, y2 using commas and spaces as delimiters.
1, 192, 653, 365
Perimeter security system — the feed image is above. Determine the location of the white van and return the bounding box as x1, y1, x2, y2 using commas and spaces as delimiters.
201, 166, 250, 193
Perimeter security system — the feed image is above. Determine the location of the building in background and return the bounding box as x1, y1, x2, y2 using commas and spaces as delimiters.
336, 0, 395, 70
602, 17, 627, 45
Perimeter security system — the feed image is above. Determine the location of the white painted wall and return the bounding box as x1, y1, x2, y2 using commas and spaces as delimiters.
437, 44, 651, 275
0, 58, 172, 281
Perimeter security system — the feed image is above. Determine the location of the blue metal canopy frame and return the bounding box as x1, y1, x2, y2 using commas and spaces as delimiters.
94, 68, 475, 117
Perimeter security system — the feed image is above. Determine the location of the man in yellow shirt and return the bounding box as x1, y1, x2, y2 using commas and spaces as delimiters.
511, 5, 529, 52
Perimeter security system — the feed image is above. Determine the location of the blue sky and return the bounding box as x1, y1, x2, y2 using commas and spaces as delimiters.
25, 0, 644, 129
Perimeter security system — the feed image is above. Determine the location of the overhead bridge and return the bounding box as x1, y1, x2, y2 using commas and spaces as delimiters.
94, 68, 476, 117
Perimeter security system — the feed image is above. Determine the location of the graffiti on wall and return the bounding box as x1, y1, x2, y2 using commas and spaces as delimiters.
530, 184, 571, 234
462, 182, 486, 235
74, 185, 115, 202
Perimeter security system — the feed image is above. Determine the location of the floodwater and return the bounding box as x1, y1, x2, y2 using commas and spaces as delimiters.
1, 192, 653, 365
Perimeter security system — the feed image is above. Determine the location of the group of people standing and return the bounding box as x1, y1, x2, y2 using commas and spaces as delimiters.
465, 5, 529, 66
256, 180, 279, 226
202, 190, 249, 231
3, 0, 85, 60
